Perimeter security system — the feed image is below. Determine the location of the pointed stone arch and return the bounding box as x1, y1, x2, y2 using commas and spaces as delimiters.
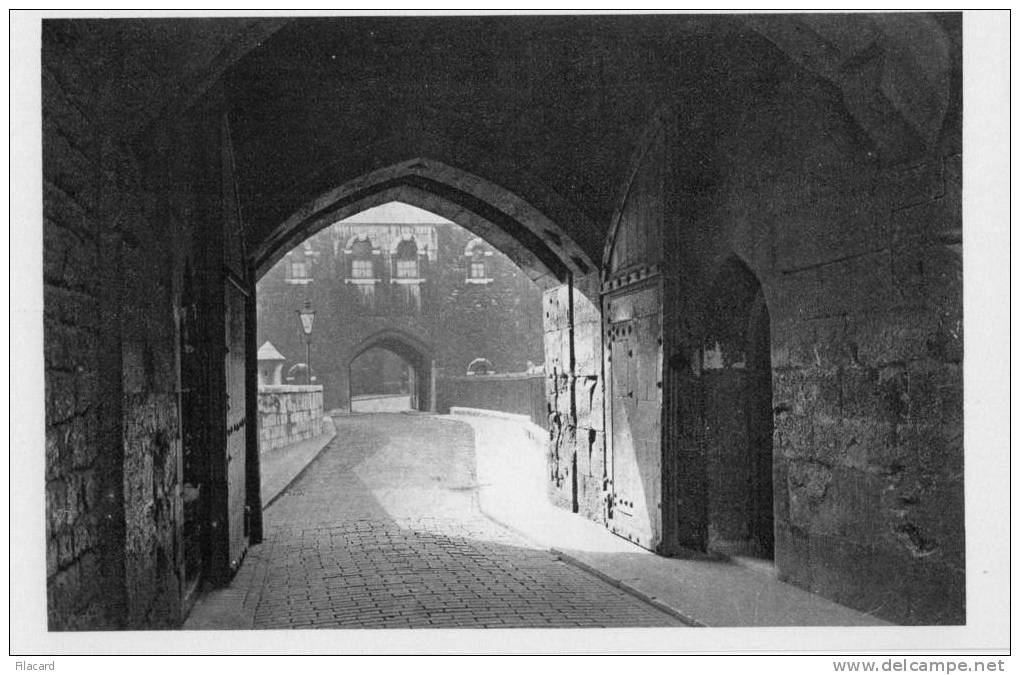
251, 158, 595, 289
346, 328, 436, 412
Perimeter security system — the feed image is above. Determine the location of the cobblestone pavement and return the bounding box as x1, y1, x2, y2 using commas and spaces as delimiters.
247, 413, 684, 629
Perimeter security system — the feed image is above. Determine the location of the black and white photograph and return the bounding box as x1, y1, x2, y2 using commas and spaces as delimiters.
9, 8, 1011, 662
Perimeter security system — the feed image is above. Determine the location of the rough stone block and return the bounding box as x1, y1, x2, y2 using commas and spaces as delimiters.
772, 368, 839, 420
875, 158, 945, 210
41, 65, 95, 142
894, 421, 963, 477
44, 284, 100, 331
574, 429, 591, 478
773, 186, 884, 272
573, 321, 599, 376
774, 523, 812, 588
784, 459, 833, 530
903, 361, 962, 425
43, 180, 95, 240
905, 560, 965, 625
571, 284, 600, 325
44, 320, 98, 374
542, 287, 565, 332
815, 466, 887, 540
43, 132, 99, 214
44, 219, 99, 293
889, 199, 956, 249
543, 331, 564, 372
769, 322, 808, 372
771, 317, 846, 371
56, 530, 76, 568
72, 517, 94, 558
777, 251, 896, 321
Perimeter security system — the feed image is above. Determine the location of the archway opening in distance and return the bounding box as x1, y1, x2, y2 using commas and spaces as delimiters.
256, 199, 549, 421
254, 198, 553, 533
346, 328, 436, 414
349, 346, 415, 412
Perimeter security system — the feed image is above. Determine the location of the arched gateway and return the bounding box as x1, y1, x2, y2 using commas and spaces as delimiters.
346, 329, 436, 413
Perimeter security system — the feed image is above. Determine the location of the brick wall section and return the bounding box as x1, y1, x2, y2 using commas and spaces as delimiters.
258, 386, 325, 452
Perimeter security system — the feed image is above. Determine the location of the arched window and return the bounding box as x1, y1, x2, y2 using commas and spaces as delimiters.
394, 239, 419, 279
349, 238, 376, 280
344, 236, 379, 308
464, 238, 493, 284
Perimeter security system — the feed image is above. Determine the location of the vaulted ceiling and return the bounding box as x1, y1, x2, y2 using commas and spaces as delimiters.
45, 13, 961, 271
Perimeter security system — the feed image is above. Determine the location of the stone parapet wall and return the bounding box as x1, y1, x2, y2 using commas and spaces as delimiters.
258, 385, 325, 452
436, 373, 546, 429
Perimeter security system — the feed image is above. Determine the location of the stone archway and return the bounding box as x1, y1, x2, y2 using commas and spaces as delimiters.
346, 329, 436, 413
251, 157, 595, 289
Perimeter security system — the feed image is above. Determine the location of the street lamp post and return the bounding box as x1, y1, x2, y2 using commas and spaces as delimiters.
296, 299, 316, 386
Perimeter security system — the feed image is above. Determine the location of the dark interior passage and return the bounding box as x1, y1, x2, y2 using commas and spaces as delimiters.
703, 258, 775, 560
745, 291, 775, 559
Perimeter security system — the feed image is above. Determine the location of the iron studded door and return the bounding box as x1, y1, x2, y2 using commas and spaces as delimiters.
224, 279, 248, 569
605, 282, 663, 550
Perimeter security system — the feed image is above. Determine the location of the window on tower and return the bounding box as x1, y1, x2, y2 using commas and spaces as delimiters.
464, 238, 493, 284
348, 239, 376, 279
285, 256, 312, 284
394, 239, 419, 279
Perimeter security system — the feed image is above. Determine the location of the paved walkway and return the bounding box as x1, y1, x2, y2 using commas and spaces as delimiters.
259, 422, 335, 508
456, 412, 890, 628
186, 413, 684, 630
350, 394, 412, 413
459, 416, 889, 632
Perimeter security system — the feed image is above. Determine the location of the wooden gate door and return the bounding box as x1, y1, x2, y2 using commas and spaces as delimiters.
224, 278, 248, 569
601, 117, 667, 551
604, 282, 663, 549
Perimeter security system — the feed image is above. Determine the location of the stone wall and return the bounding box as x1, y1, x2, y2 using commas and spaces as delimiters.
665, 46, 963, 624
43, 21, 193, 628
766, 152, 964, 625
258, 385, 325, 452
42, 22, 248, 629
43, 23, 111, 628
544, 274, 605, 522
435, 373, 546, 429
554, 34, 964, 625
